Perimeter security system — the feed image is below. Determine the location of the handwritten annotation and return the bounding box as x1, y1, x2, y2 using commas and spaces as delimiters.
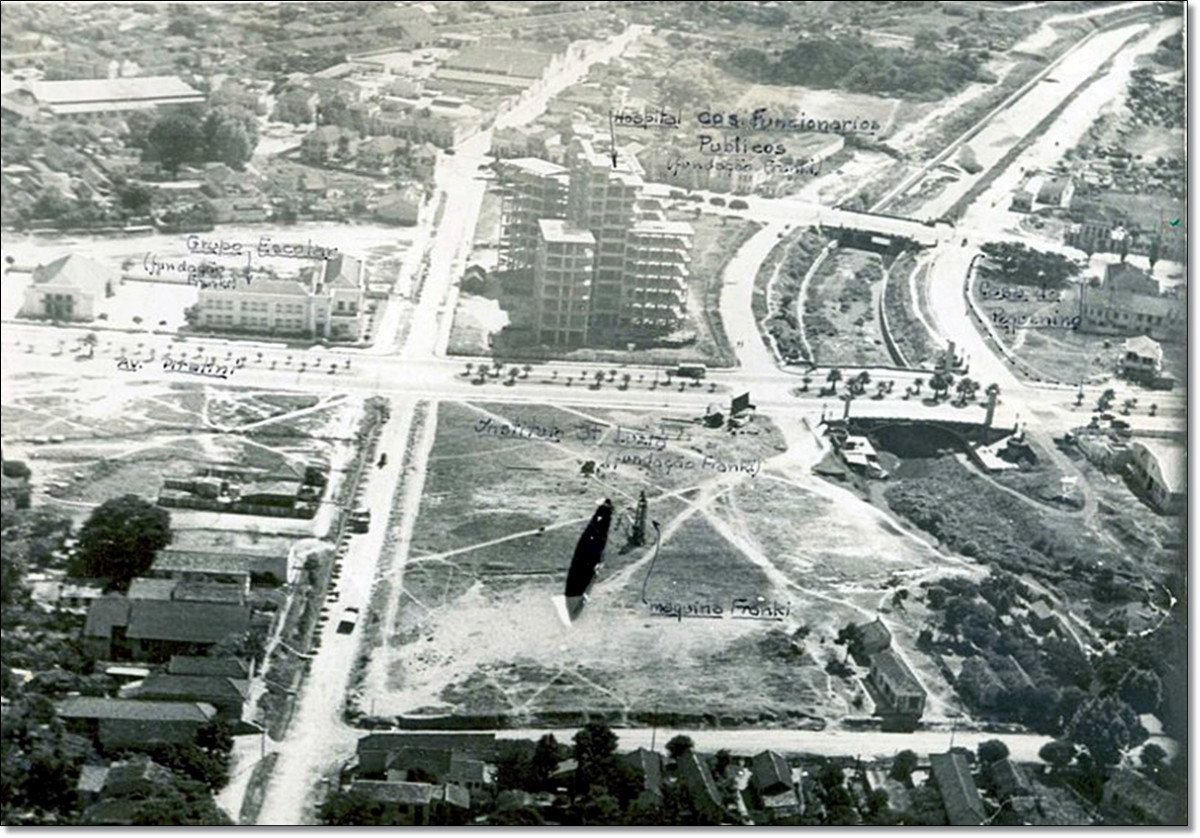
647, 597, 791, 622
186, 235, 339, 261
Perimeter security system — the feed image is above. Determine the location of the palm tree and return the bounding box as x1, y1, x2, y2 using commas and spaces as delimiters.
621, 373, 631, 390
465, 362, 474, 377
825, 367, 842, 393
1149, 403, 1158, 417
931, 370, 953, 401
913, 378, 924, 395
955, 377, 976, 406
608, 369, 617, 383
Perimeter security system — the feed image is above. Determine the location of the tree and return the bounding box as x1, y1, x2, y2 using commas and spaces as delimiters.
666, 734, 694, 761
146, 114, 205, 174
890, 749, 919, 784
1119, 668, 1163, 715
273, 90, 314, 126
1140, 742, 1167, 773
930, 370, 954, 401
1038, 740, 1075, 771
319, 789, 392, 825
204, 113, 254, 169
531, 733, 561, 789
713, 748, 732, 777
826, 367, 842, 392
1098, 388, 1116, 411
1068, 695, 1147, 768
74, 494, 172, 589
580, 786, 622, 825
977, 739, 1009, 765
573, 722, 619, 793
490, 806, 545, 825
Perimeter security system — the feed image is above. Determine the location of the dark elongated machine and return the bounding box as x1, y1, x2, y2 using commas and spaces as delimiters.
558, 499, 613, 623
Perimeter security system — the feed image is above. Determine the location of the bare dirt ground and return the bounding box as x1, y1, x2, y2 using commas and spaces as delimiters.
2, 378, 363, 538
360, 400, 979, 726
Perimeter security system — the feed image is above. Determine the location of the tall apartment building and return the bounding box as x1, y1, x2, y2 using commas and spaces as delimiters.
533, 220, 594, 347
499, 137, 693, 346
497, 158, 569, 276
622, 220, 692, 330
196, 254, 366, 341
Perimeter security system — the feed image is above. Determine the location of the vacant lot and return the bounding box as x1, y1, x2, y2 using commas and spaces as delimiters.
804, 247, 889, 367
364, 400, 964, 726
2, 379, 362, 535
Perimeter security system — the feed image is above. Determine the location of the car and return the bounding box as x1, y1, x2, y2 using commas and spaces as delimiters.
709, 196, 726, 206
728, 199, 749, 210
337, 607, 360, 634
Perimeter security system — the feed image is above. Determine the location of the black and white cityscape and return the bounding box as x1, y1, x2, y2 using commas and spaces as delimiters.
0, 0, 1187, 827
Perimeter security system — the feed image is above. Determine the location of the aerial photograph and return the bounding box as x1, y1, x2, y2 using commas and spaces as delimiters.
0, 0, 1187, 827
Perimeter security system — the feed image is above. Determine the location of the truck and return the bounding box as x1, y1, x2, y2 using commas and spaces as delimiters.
336, 606, 360, 634
674, 364, 707, 380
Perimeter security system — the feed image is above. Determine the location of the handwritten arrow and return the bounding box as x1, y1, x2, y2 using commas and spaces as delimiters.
608, 110, 618, 168
640, 520, 662, 604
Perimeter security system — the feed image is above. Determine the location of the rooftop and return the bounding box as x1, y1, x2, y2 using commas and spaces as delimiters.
58, 696, 217, 723
125, 599, 251, 644
869, 648, 926, 698
167, 655, 252, 679
1131, 440, 1186, 494
929, 752, 986, 826
28, 76, 203, 111
153, 550, 257, 576
538, 219, 594, 245
30, 254, 114, 298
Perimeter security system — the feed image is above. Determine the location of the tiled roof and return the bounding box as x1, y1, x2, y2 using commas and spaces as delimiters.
153, 550, 254, 576
358, 732, 496, 759
350, 779, 437, 806
58, 696, 217, 723
125, 600, 250, 644
870, 648, 925, 698
930, 752, 986, 826
321, 253, 363, 291
127, 578, 177, 601
31, 254, 114, 299
134, 673, 250, 703
167, 655, 252, 678
678, 751, 721, 808
751, 750, 791, 793
84, 596, 130, 638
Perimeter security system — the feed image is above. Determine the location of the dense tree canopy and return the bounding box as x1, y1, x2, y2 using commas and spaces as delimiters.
724, 36, 989, 100
74, 495, 171, 589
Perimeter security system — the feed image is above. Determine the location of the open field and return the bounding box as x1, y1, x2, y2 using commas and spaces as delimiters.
1, 378, 363, 537
361, 400, 976, 726
803, 247, 889, 367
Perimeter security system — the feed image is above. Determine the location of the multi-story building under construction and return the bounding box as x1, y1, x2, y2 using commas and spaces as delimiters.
497, 137, 693, 346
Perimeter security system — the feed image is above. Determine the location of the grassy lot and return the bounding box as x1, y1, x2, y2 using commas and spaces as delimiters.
879, 454, 1120, 583
883, 251, 938, 368
803, 247, 889, 367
